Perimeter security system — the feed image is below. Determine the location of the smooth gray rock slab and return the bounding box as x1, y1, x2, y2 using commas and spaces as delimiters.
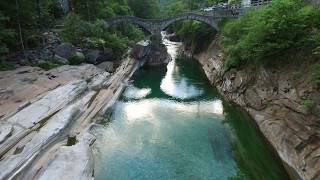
37, 133, 95, 180
8, 80, 87, 129
88, 72, 110, 91
0, 123, 13, 144
0, 91, 96, 180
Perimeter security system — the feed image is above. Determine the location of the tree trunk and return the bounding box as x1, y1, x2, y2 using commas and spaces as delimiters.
15, 0, 25, 51
36, 0, 41, 28
86, 0, 91, 22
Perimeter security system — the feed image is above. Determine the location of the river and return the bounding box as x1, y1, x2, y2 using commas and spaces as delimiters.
92, 33, 290, 180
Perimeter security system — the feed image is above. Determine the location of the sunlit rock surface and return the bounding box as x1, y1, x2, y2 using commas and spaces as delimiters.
0, 64, 103, 120
37, 133, 96, 180
0, 91, 95, 179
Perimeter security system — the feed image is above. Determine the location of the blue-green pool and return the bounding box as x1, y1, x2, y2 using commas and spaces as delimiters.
93, 37, 289, 180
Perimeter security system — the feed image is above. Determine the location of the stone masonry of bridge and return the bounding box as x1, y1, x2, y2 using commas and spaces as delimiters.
104, 1, 272, 35
104, 12, 222, 34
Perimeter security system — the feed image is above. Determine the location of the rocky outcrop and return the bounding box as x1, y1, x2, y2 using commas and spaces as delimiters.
0, 91, 95, 179
97, 61, 115, 73
85, 49, 114, 64
194, 38, 320, 180
0, 41, 147, 179
146, 44, 172, 66
130, 40, 171, 66
0, 64, 103, 120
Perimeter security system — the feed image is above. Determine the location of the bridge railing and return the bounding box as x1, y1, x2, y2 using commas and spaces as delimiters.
190, 0, 272, 18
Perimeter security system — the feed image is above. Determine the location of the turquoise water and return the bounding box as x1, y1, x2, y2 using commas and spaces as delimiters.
93, 37, 289, 180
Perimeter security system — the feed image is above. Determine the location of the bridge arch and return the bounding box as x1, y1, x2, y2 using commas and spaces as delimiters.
104, 16, 155, 34
105, 12, 219, 34
159, 13, 219, 32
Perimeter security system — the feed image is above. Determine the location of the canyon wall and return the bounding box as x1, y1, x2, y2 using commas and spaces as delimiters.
193, 38, 320, 180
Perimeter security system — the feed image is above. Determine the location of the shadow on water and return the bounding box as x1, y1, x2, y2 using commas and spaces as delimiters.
222, 101, 290, 180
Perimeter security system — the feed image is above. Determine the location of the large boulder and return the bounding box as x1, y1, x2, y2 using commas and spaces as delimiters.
145, 44, 171, 66
54, 43, 77, 60
85, 50, 101, 64
69, 52, 85, 65
103, 48, 114, 61
130, 41, 151, 60
167, 33, 181, 42
53, 55, 69, 65
97, 61, 115, 73
85, 49, 114, 64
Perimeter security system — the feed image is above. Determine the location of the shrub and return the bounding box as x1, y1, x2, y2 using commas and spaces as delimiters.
60, 14, 84, 44
36, 61, 59, 70
303, 99, 315, 111
61, 15, 143, 60
0, 60, 14, 71
68, 52, 85, 65
221, 0, 320, 69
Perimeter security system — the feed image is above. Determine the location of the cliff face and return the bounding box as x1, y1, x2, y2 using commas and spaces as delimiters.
193, 38, 320, 180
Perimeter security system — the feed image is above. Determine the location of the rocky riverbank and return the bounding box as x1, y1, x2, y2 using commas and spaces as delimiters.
190, 37, 320, 180
0, 40, 170, 179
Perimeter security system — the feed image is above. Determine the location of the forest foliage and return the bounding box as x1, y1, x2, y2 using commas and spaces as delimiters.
221, 0, 320, 69
0, 0, 160, 61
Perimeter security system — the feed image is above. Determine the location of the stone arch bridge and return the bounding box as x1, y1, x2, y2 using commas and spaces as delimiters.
104, 1, 271, 34
104, 12, 222, 34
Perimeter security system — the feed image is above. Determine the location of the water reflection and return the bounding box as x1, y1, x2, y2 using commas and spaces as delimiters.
160, 32, 204, 100
122, 98, 224, 123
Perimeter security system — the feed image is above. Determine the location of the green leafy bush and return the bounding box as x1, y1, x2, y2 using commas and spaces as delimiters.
303, 99, 315, 111
68, 52, 85, 65
0, 60, 14, 71
60, 14, 84, 44
61, 14, 143, 60
221, 0, 320, 69
36, 61, 59, 71
176, 21, 216, 53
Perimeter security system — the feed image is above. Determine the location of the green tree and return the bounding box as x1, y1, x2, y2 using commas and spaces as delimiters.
0, 11, 14, 57
221, 0, 320, 69
127, 0, 159, 18
0, 0, 63, 51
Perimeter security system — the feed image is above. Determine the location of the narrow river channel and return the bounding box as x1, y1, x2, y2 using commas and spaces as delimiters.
93, 33, 290, 180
